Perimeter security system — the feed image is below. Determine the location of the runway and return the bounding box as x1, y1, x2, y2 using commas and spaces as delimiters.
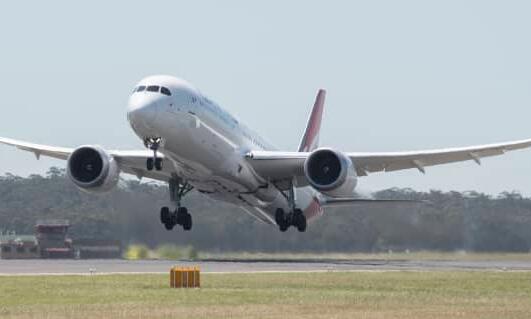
2, 258, 531, 275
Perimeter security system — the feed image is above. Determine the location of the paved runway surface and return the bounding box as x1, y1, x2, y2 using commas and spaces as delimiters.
2, 259, 531, 275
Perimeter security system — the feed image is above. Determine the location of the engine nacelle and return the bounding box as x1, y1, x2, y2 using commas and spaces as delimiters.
304, 148, 357, 198
66, 146, 120, 193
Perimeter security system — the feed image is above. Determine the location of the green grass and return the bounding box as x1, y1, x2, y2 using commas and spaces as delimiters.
1, 272, 531, 318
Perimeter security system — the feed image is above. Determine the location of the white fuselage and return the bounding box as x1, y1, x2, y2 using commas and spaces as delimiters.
127, 75, 322, 224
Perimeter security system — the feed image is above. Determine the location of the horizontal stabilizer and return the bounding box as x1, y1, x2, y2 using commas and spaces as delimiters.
321, 197, 427, 208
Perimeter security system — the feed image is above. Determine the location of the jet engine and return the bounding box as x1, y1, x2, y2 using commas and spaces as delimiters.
66, 146, 120, 193
304, 148, 357, 198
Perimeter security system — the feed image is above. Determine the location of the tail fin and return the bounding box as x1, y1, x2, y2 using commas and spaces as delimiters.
298, 89, 326, 152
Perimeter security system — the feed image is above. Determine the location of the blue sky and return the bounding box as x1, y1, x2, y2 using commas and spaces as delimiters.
1, 1, 530, 195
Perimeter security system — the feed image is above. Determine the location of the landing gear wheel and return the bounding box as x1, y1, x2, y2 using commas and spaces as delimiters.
176, 207, 187, 224
146, 158, 154, 171
276, 208, 289, 232
176, 207, 192, 231
164, 222, 174, 230
183, 213, 192, 231
294, 209, 307, 232
155, 158, 163, 171
275, 208, 307, 232
297, 217, 307, 232
275, 208, 285, 226
160, 207, 170, 224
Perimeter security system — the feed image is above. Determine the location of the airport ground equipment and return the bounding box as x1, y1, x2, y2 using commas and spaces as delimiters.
170, 266, 200, 288
35, 220, 73, 258
0, 234, 39, 259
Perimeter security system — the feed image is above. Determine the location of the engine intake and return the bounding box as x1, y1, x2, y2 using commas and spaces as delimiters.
67, 146, 120, 193
304, 148, 357, 197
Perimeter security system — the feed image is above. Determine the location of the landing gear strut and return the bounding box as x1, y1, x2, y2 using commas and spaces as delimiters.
144, 137, 163, 171
159, 177, 194, 231
275, 180, 307, 232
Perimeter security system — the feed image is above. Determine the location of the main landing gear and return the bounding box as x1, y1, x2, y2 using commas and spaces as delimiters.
144, 137, 163, 171
275, 208, 307, 232
160, 177, 194, 231
275, 181, 307, 233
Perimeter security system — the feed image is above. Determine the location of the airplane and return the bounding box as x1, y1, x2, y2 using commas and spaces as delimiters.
1, 74, 531, 232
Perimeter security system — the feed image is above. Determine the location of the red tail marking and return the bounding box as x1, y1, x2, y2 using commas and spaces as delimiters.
298, 89, 326, 152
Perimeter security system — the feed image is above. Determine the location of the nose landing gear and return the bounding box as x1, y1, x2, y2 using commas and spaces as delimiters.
144, 137, 163, 171
146, 157, 163, 171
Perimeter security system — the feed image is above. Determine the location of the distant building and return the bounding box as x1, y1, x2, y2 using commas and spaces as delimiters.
0, 234, 39, 259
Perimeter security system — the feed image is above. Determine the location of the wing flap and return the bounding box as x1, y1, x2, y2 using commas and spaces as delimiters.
245, 151, 307, 187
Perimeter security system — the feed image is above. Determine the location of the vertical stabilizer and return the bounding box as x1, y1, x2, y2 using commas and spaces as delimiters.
298, 89, 326, 152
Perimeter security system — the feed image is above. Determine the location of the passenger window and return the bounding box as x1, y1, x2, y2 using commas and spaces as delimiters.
147, 85, 160, 92
137, 86, 146, 92
161, 87, 171, 96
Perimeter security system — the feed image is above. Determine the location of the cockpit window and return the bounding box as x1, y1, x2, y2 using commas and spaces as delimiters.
146, 85, 160, 92
133, 85, 171, 96
160, 87, 171, 96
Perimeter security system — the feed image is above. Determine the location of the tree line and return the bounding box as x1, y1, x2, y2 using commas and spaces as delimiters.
1, 167, 530, 253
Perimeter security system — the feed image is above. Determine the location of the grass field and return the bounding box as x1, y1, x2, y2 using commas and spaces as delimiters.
1, 272, 531, 319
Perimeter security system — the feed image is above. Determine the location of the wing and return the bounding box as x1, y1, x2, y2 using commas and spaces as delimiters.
0, 137, 73, 160
246, 138, 531, 184
0, 137, 172, 182
349, 138, 531, 176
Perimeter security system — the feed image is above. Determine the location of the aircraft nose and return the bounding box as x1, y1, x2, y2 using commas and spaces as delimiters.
127, 97, 158, 127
